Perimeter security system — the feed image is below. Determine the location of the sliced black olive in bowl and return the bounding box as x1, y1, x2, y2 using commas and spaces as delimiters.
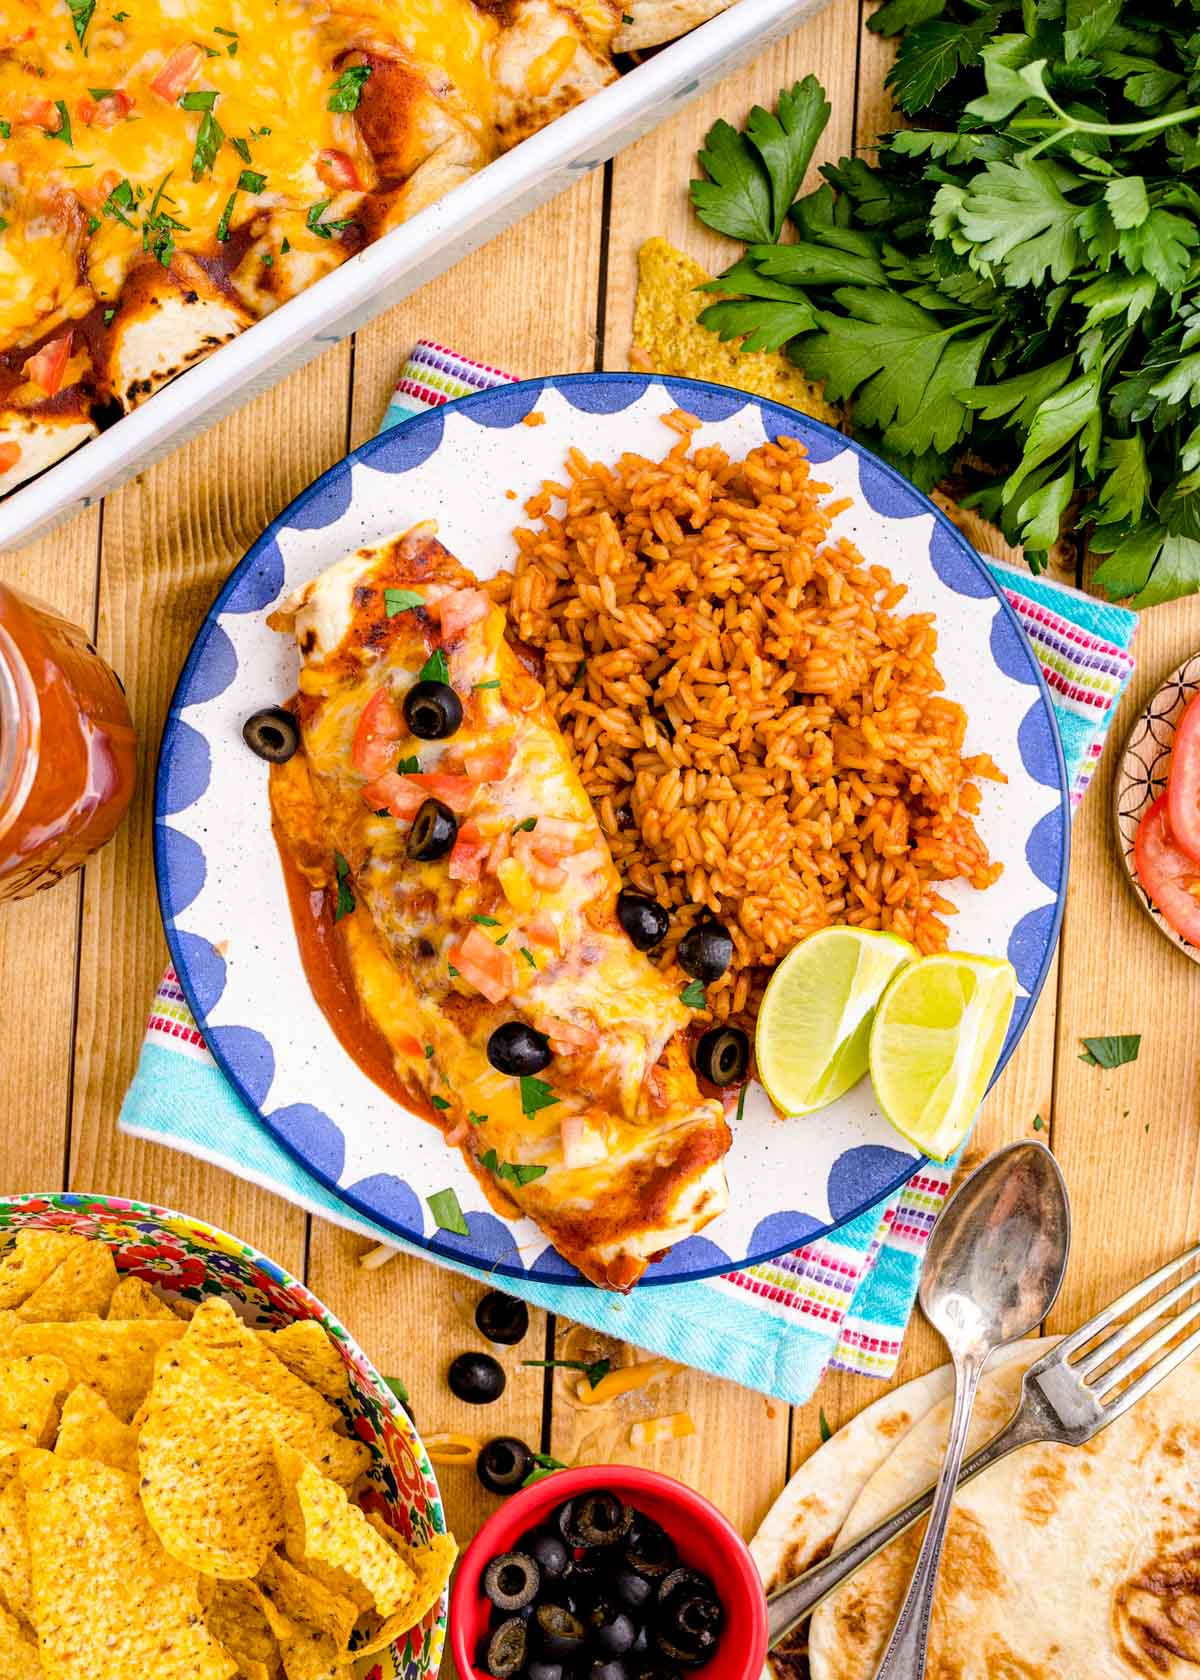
483, 1550, 541, 1612
404, 678, 463, 740
656, 1567, 720, 1610
447, 1350, 505, 1404
487, 1022, 552, 1077
616, 888, 670, 952
534, 1604, 588, 1661
562, 1491, 632, 1549
677, 920, 734, 983
485, 1615, 529, 1678
242, 707, 299, 763
477, 1436, 533, 1495
624, 1517, 677, 1580
525, 1529, 570, 1579
407, 798, 457, 861
654, 1623, 720, 1669
613, 1568, 654, 1615
475, 1290, 530, 1346
694, 1025, 749, 1088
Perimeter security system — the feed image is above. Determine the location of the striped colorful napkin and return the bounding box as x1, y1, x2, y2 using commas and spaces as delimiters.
121, 341, 1137, 1406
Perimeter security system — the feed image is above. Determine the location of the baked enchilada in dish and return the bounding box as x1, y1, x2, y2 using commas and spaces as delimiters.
0, 0, 734, 498
267, 523, 731, 1289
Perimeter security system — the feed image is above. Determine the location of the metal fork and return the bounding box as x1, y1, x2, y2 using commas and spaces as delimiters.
767, 1237, 1200, 1650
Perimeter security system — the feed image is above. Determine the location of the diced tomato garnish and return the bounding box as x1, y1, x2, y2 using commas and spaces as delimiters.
316, 148, 363, 192
408, 772, 474, 814
526, 910, 559, 952
361, 770, 426, 820
351, 688, 404, 780
436, 588, 490, 641
450, 926, 516, 1004
23, 332, 73, 397
0, 443, 21, 475
150, 43, 204, 102
79, 90, 133, 128
464, 740, 515, 783
541, 1015, 598, 1051
19, 97, 59, 131
1167, 692, 1200, 864
448, 820, 485, 882
1134, 792, 1200, 946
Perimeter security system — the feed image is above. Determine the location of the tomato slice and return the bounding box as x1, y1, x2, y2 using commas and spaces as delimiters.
351, 688, 404, 780
151, 44, 204, 102
23, 332, 73, 397
361, 771, 425, 820
447, 820, 484, 882
80, 90, 133, 128
0, 443, 22, 475
1167, 691, 1200, 864
316, 148, 363, 192
437, 588, 490, 641
463, 740, 514, 783
408, 772, 474, 813
1134, 793, 1200, 945
19, 97, 59, 130
450, 926, 515, 1004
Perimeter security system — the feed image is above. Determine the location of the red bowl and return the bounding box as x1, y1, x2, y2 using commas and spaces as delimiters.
450, 1465, 768, 1680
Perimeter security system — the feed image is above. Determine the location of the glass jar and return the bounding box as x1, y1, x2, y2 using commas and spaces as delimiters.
0, 583, 137, 901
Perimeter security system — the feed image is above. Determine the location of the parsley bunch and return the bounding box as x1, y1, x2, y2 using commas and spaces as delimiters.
690, 1, 1200, 605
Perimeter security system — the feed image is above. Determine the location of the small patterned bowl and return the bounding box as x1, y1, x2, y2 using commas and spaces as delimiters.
0, 1190, 449, 1680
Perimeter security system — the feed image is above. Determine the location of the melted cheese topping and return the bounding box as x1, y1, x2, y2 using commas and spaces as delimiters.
0, 0, 498, 351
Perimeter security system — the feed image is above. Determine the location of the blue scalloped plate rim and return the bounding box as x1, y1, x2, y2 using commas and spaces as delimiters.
156, 372, 1070, 1288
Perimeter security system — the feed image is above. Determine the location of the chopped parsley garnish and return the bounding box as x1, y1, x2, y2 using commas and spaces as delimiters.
426, 1187, 468, 1237
396, 754, 419, 775
87, 214, 100, 234
305, 198, 354, 239
103, 306, 115, 324
424, 1044, 434, 1060
519, 947, 537, 969
519, 1076, 559, 1119
1032, 1114, 1045, 1132
261, 252, 273, 268
680, 980, 707, 1009
819, 1408, 832, 1443
53, 101, 72, 146
447, 963, 460, 978
327, 64, 372, 112
1079, 1035, 1141, 1069
213, 25, 238, 53
190, 104, 224, 180
88, 86, 115, 99
101, 177, 136, 228
522, 1357, 611, 1390
735, 1082, 748, 1124
417, 648, 450, 685
0, 218, 7, 234
430, 1095, 450, 1111
67, 0, 95, 49
513, 817, 537, 833
472, 914, 501, 927
179, 89, 218, 111
237, 168, 266, 193
468, 1110, 488, 1126
215, 191, 237, 242
494, 933, 509, 947
479, 1148, 548, 1186
0, 122, 9, 139
474, 679, 501, 690
280, 234, 290, 252
332, 852, 355, 921
384, 587, 423, 616
229, 135, 251, 163
522, 1452, 567, 1488
570, 658, 588, 688
383, 1374, 409, 1404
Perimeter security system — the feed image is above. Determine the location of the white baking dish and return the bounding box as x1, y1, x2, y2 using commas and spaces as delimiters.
0, 0, 829, 553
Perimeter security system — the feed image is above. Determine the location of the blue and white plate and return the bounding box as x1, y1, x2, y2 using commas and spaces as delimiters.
156, 375, 1069, 1287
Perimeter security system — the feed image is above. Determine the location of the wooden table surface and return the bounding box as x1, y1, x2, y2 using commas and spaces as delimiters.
3, 8, 1199, 1672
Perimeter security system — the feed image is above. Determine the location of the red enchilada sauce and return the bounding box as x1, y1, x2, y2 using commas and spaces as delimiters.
0, 585, 136, 900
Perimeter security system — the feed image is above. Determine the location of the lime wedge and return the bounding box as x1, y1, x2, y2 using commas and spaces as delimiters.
868, 952, 1017, 1162
755, 928, 917, 1115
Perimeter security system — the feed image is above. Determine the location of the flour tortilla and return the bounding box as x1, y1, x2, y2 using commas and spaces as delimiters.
809, 1338, 1200, 1679
753, 1342, 1041, 1680
613, 0, 733, 51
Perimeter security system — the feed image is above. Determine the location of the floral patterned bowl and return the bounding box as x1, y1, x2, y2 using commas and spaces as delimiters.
0, 1190, 449, 1680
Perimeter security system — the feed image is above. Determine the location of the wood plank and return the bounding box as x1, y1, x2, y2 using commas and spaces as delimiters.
350, 174, 607, 446
67, 349, 352, 1266
1048, 598, 1200, 1332
0, 513, 101, 1190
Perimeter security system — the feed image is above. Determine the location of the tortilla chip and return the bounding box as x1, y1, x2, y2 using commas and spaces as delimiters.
54, 1384, 138, 1473
632, 237, 840, 424
0, 1467, 32, 1627
274, 1446, 415, 1616
257, 1552, 357, 1650
107, 1275, 182, 1321
277, 1623, 347, 1680
0, 1598, 40, 1678
16, 1241, 118, 1323
183, 1302, 341, 1434
352, 1526, 457, 1656
263, 1324, 350, 1403
20, 1453, 236, 1680
10, 1320, 183, 1423
0, 1234, 81, 1312
205, 1581, 282, 1679
0, 1357, 69, 1450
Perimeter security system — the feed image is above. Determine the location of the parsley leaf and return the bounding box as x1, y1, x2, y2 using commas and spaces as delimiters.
418, 649, 450, 684
472, 914, 501, 927
521, 1452, 567, 1487
522, 1357, 612, 1390
819, 1408, 833, 1442
519, 1076, 559, 1118
430, 1095, 450, 1111
332, 852, 355, 921
67, 0, 95, 49
691, 118, 774, 245
383, 1374, 410, 1405
53, 101, 72, 147
396, 754, 419, 775
744, 77, 831, 239
519, 947, 537, 969
427, 1187, 468, 1236
328, 63, 372, 112
384, 587, 424, 617
680, 980, 707, 1009
1079, 1035, 1141, 1069
306, 198, 354, 239
237, 169, 266, 193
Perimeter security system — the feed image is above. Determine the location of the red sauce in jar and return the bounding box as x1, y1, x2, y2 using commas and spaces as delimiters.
0, 584, 137, 900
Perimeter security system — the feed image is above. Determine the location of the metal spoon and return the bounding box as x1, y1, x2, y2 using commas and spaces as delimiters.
869, 1140, 1071, 1680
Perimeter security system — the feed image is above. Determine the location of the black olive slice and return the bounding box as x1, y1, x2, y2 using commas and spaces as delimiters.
487, 1022, 552, 1076
407, 798, 457, 861
534, 1603, 587, 1660
404, 679, 463, 740
694, 1026, 750, 1088
476, 1438, 534, 1496
624, 1517, 677, 1580
485, 1615, 529, 1678
483, 1551, 540, 1611
242, 707, 299, 763
677, 920, 734, 983
562, 1491, 632, 1549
